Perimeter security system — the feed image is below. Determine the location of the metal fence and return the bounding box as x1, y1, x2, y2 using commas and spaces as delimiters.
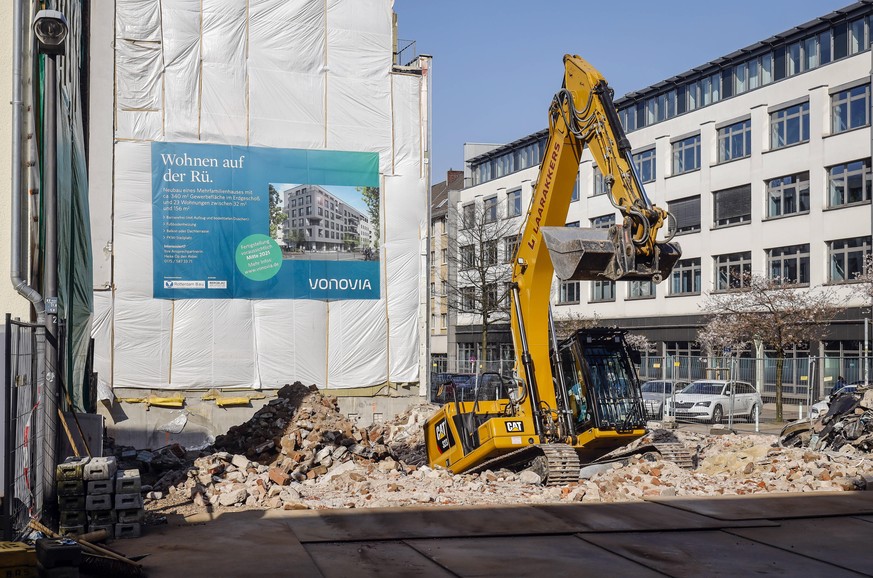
429, 353, 870, 408
3, 314, 57, 539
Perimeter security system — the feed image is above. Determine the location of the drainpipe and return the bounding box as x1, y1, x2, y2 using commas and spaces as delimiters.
10, 0, 45, 318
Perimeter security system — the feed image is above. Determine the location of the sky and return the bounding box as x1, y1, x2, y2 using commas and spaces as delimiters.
393, 0, 855, 184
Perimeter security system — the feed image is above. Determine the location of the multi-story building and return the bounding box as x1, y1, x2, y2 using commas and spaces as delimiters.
454, 1, 873, 393
429, 170, 464, 375
283, 184, 372, 253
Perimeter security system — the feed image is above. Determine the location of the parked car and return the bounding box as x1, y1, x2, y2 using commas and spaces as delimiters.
669, 380, 762, 424
809, 382, 863, 421
640, 379, 689, 419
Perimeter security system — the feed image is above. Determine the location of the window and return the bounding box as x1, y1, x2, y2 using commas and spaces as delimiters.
828, 237, 871, 283
460, 245, 475, 269
632, 148, 656, 183
593, 166, 607, 196
484, 240, 498, 266
591, 280, 615, 302
590, 214, 615, 229
828, 160, 872, 207
851, 17, 867, 54
770, 102, 809, 149
767, 172, 809, 218
718, 119, 751, 163
440, 313, 447, 329
484, 283, 499, 309
714, 252, 752, 291
462, 204, 475, 229
767, 244, 810, 285
668, 196, 701, 234
713, 185, 751, 226
670, 258, 701, 295
832, 84, 870, 133
441, 248, 447, 264
460, 287, 475, 311
672, 134, 701, 175
571, 175, 580, 202
506, 189, 522, 217
628, 280, 654, 300
559, 281, 580, 304
484, 196, 498, 223
504, 235, 520, 264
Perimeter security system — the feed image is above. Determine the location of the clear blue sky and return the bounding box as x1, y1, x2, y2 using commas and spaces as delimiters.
393, 0, 854, 184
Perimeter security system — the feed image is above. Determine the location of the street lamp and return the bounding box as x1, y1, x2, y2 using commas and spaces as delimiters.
33, 8, 68, 411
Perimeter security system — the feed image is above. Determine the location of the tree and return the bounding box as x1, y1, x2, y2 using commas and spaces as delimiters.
444, 199, 520, 370
268, 184, 288, 241
358, 186, 380, 249
700, 273, 841, 421
552, 310, 599, 341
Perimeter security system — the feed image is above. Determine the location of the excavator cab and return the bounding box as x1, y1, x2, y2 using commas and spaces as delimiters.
557, 328, 646, 433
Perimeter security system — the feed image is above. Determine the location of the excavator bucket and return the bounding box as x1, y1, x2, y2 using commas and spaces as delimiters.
541, 225, 681, 283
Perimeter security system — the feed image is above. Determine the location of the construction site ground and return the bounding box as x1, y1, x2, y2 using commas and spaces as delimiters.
112, 490, 873, 577
95, 394, 873, 577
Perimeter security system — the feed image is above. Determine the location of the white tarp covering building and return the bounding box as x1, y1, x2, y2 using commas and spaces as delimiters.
89, 0, 430, 402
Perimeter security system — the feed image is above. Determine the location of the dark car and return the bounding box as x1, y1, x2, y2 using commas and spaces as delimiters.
430, 372, 512, 404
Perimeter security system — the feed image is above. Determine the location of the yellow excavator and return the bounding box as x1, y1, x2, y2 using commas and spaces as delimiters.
424, 55, 686, 484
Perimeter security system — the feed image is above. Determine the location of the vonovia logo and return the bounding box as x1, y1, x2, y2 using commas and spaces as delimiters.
435, 418, 454, 453
164, 280, 174, 288
505, 420, 524, 433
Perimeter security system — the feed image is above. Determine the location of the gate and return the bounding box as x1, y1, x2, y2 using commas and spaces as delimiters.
3, 314, 56, 539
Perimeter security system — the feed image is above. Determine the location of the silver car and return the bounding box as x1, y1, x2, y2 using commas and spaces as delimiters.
670, 380, 762, 424
640, 379, 689, 419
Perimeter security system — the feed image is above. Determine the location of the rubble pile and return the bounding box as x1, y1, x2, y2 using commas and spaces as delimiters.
137, 385, 873, 516
795, 388, 873, 453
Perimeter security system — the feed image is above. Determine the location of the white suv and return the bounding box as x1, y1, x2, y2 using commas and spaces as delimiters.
670, 380, 762, 424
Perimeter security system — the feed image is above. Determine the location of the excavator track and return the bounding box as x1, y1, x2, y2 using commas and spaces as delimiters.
651, 442, 696, 469
466, 444, 581, 486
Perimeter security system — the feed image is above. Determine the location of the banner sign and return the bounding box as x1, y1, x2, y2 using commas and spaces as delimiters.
152, 142, 381, 300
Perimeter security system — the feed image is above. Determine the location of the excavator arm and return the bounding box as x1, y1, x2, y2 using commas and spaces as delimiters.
510, 54, 681, 441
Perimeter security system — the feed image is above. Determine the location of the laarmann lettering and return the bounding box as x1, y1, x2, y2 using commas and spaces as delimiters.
527, 140, 561, 249
308, 278, 373, 291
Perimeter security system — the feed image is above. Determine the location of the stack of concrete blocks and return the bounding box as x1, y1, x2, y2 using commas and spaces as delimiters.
56, 457, 90, 537
81, 456, 144, 539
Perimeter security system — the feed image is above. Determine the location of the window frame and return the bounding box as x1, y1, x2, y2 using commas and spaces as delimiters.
632, 148, 657, 184
767, 244, 811, 285
717, 119, 751, 163
828, 159, 872, 208
828, 236, 872, 283
766, 171, 810, 218
670, 258, 701, 296
832, 83, 871, 134
714, 252, 752, 291
671, 134, 701, 175
770, 101, 810, 149
506, 188, 522, 218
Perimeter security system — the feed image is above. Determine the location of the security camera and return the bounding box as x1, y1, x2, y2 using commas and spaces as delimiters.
33, 10, 68, 56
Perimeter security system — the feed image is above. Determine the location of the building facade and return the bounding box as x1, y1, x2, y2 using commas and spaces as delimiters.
452, 1, 873, 393
283, 184, 372, 253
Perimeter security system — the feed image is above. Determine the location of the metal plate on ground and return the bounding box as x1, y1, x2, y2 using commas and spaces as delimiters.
112, 510, 323, 577
726, 517, 873, 575
286, 504, 577, 543
579, 530, 866, 578
406, 534, 665, 577
533, 502, 777, 532
304, 541, 455, 578
646, 491, 873, 521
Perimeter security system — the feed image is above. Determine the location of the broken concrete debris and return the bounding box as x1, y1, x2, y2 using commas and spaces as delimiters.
106, 382, 872, 516
780, 387, 873, 454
